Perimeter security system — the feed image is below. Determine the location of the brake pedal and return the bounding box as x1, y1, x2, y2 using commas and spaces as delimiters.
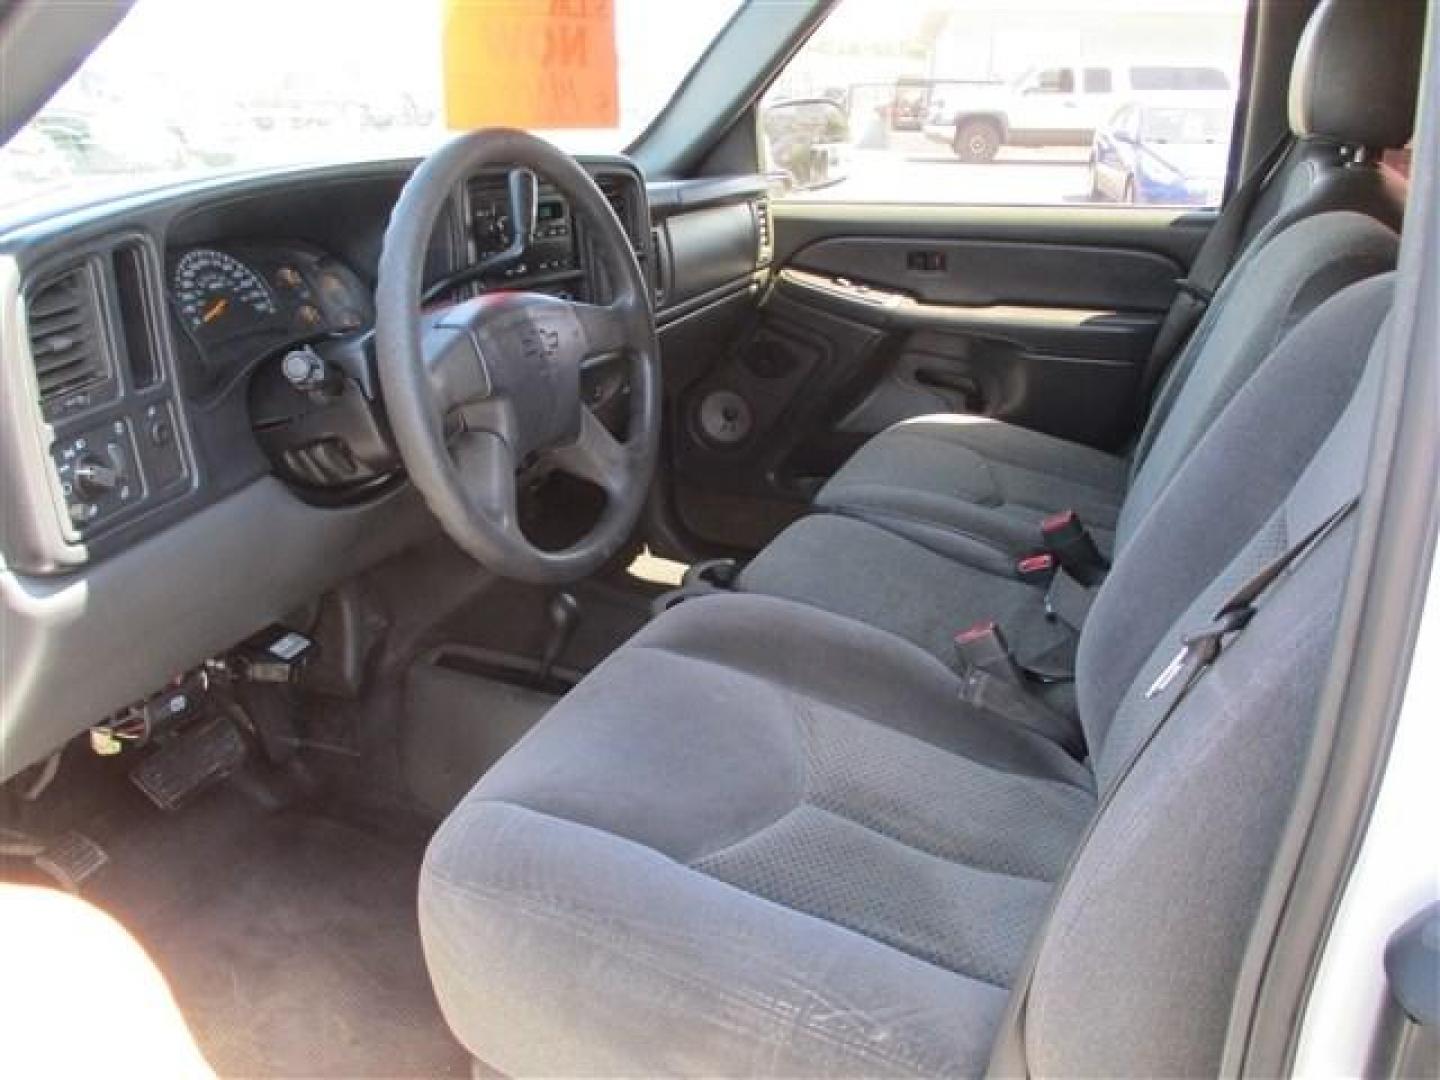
130, 713, 247, 811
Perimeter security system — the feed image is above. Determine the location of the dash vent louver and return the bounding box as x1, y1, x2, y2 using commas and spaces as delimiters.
597, 176, 641, 252
26, 265, 107, 404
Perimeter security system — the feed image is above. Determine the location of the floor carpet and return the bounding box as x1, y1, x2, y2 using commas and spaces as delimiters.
80, 785, 468, 1078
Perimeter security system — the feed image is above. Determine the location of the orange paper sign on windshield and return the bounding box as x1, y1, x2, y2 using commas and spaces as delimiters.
443, 0, 619, 130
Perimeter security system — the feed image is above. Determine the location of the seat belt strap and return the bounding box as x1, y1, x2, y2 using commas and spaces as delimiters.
1133, 135, 1296, 445
1044, 567, 1097, 631
958, 665, 1087, 759
986, 492, 1357, 1078
1143, 496, 1358, 700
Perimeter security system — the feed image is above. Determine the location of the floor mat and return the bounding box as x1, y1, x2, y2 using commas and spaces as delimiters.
83, 786, 467, 1078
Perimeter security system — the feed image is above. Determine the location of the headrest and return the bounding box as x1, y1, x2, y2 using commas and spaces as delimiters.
1289, 0, 1426, 149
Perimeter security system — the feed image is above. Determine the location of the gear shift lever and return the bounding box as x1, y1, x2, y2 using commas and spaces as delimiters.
538, 591, 580, 685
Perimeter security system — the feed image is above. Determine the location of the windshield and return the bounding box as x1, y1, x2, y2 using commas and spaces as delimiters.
1140, 106, 1230, 144
0, 0, 740, 220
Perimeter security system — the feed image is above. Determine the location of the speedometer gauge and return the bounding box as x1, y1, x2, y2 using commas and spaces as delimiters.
172, 249, 276, 336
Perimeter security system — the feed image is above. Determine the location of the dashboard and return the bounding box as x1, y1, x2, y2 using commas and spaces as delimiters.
0, 153, 771, 782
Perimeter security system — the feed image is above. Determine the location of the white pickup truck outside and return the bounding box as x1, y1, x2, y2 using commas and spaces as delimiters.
925, 61, 1231, 161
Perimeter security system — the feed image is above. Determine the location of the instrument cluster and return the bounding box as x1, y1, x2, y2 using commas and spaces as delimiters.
168, 241, 371, 392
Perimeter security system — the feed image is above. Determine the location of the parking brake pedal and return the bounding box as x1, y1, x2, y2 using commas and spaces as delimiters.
33, 831, 109, 893
130, 712, 247, 811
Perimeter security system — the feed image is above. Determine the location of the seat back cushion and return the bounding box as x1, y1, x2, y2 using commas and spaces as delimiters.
1120, 213, 1395, 551
1026, 308, 1388, 1076
1086, 274, 1393, 753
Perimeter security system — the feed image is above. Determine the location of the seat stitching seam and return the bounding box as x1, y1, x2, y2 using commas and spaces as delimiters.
791, 706, 1075, 882
690, 804, 1020, 989
829, 504, 1024, 556
628, 642, 1094, 794
880, 426, 1125, 490
803, 797, 1057, 885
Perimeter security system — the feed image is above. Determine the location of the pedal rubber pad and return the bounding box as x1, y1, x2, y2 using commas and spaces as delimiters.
131, 713, 246, 811
33, 831, 109, 893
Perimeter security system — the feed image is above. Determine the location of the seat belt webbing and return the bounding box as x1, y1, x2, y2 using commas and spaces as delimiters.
1134, 135, 1297, 432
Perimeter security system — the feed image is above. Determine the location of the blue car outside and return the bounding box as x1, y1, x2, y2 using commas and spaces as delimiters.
1090, 99, 1231, 206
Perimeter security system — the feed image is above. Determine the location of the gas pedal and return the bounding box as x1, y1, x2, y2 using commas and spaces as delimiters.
130, 713, 247, 811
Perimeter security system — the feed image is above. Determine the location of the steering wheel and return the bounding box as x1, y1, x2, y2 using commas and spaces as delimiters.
376, 129, 660, 584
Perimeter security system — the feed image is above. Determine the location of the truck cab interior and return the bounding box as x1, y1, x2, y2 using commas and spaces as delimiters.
1, 0, 1437, 1076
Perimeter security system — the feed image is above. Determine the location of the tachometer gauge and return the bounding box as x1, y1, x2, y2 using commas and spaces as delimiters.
172, 249, 277, 336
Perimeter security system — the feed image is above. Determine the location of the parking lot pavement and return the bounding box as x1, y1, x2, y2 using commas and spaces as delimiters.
794, 143, 1100, 206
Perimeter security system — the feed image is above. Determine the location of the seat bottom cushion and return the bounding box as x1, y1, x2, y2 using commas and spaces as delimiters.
420, 594, 1093, 1077
818, 414, 1127, 570
739, 513, 1075, 669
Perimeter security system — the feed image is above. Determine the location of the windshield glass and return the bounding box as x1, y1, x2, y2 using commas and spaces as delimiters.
0, 0, 740, 220
1140, 106, 1230, 144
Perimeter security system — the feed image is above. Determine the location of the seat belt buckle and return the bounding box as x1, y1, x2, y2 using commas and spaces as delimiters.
1016, 551, 1057, 584
953, 620, 1024, 686
1040, 509, 1108, 587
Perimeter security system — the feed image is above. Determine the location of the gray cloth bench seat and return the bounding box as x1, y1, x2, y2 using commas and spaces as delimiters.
741, 238, 1396, 667
419, 274, 1392, 1076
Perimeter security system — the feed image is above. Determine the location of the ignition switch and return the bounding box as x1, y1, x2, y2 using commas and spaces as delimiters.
281, 345, 342, 398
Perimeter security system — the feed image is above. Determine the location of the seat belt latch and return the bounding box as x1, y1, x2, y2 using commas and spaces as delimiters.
953, 620, 1024, 686
1016, 551, 1057, 584
1144, 605, 1256, 700
1041, 509, 1108, 586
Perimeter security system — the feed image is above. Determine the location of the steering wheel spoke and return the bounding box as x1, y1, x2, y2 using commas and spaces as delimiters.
570, 299, 632, 361
449, 394, 517, 445
548, 406, 633, 495
422, 313, 490, 414
451, 429, 519, 526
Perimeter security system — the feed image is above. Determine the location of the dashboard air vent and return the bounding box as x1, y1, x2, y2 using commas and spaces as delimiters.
112, 242, 162, 390
597, 176, 640, 251
26, 265, 108, 405
651, 228, 667, 306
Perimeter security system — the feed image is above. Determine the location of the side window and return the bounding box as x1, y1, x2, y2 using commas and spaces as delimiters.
1129, 66, 1233, 92
1029, 67, 1075, 94
761, 0, 1246, 207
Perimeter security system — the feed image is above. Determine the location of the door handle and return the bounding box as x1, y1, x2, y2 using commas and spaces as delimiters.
915, 368, 983, 411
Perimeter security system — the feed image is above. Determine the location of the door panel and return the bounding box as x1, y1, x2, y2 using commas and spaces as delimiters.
788, 234, 1182, 310
666, 202, 1213, 553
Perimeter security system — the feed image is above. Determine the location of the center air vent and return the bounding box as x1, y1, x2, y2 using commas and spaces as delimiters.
597, 176, 641, 251
26, 264, 109, 412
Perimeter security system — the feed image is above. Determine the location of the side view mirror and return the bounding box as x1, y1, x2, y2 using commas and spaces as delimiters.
761, 98, 852, 192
